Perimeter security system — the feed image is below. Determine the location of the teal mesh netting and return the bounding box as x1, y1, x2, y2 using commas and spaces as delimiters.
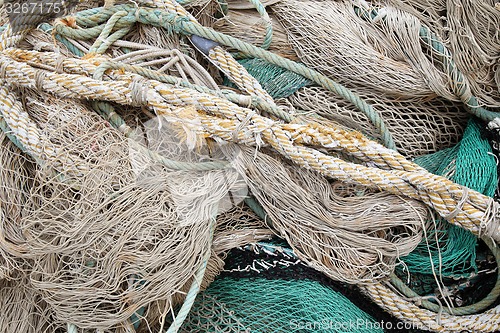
181, 277, 384, 333
223, 58, 312, 99
402, 118, 497, 277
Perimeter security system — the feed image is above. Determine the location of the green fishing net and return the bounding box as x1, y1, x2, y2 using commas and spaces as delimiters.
223, 58, 312, 99
402, 118, 497, 278
225, 56, 496, 280
180, 244, 385, 333
213, 57, 498, 330
182, 277, 383, 333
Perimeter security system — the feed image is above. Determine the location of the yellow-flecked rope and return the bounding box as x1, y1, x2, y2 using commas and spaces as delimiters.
208, 46, 276, 107
362, 244, 500, 333
0, 51, 498, 245
0, 50, 420, 172
0, 25, 28, 51
54, 2, 398, 149
0, 49, 413, 170
0, 83, 87, 177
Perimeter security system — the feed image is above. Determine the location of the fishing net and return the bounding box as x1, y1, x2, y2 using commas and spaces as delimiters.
184, 278, 380, 332
212, 203, 274, 254
0, 0, 499, 332
212, 7, 298, 60
225, 144, 428, 283
287, 86, 469, 158
384, 0, 499, 108
273, 0, 499, 107
402, 118, 498, 277
271, 0, 498, 157
0, 89, 244, 330
181, 244, 387, 333
0, 275, 59, 333
180, 241, 450, 333
273, 0, 447, 101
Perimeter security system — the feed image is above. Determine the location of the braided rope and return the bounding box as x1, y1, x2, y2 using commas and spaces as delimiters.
209, 46, 276, 107
0, 25, 27, 51
362, 276, 500, 332
0, 83, 85, 176
0, 52, 498, 243
247, 238, 500, 332
54, 3, 397, 149
0, 3, 499, 332
88, 10, 132, 54
0, 50, 419, 171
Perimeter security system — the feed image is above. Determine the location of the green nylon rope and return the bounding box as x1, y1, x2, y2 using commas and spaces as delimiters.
88, 10, 132, 54
38, 23, 85, 57
391, 236, 500, 315
404, 119, 497, 277
224, 58, 312, 99
246, 0, 273, 50
166, 211, 218, 333
232, 0, 273, 59
0, 114, 31, 155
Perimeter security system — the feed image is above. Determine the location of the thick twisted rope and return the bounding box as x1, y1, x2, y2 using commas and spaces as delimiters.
0, 50, 416, 171
362, 272, 500, 332
53, 3, 397, 149
0, 53, 227, 172
246, 239, 500, 332
0, 52, 498, 243
0, 83, 86, 176
208, 46, 276, 107
92, 101, 228, 171
0, 3, 498, 331
93, 60, 284, 119
88, 10, 132, 54
0, 25, 28, 51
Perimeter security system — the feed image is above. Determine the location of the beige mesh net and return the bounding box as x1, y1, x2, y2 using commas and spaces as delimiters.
385, 0, 499, 108
213, 8, 298, 60
0, 90, 241, 330
0, 276, 58, 333
286, 86, 470, 158
226, 144, 428, 283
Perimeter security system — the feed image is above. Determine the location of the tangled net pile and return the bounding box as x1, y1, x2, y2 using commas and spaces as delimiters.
0, 0, 499, 332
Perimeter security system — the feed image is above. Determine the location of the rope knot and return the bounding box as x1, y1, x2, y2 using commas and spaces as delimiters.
443, 187, 469, 221
479, 197, 500, 242
130, 76, 151, 106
